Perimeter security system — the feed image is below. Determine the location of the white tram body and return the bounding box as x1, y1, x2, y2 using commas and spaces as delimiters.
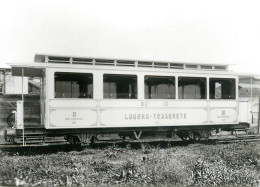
6, 55, 251, 143
46, 68, 239, 129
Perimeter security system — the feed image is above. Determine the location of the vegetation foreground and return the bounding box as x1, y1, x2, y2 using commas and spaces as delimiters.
0, 142, 260, 186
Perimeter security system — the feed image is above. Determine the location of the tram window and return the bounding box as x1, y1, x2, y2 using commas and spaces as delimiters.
178, 77, 206, 99
55, 72, 93, 98
103, 74, 137, 99
210, 78, 236, 99
145, 76, 175, 99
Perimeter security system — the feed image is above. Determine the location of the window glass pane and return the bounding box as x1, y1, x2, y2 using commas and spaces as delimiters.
145, 76, 175, 99
210, 78, 236, 99
178, 77, 206, 99
55, 72, 93, 98
103, 74, 137, 99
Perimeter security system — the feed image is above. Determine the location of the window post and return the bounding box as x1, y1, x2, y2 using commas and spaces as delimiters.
138, 75, 144, 99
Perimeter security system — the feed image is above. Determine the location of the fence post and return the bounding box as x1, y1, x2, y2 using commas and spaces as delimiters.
258, 98, 260, 134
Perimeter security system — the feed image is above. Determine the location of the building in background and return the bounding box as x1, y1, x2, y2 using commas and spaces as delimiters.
239, 76, 260, 99
0, 66, 40, 95
0, 66, 28, 95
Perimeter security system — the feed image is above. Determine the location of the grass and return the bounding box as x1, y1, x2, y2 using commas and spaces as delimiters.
0, 142, 260, 186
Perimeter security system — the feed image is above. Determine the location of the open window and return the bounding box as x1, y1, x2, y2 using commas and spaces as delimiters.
55, 72, 93, 98
103, 74, 137, 99
178, 77, 206, 99
210, 78, 236, 99
145, 76, 175, 99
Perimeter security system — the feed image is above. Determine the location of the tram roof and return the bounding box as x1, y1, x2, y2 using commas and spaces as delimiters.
34, 54, 230, 71
7, 54, 259, 78
9, 61, 254, 78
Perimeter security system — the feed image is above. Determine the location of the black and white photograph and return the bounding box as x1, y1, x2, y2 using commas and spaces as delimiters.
0, 0, 260, 186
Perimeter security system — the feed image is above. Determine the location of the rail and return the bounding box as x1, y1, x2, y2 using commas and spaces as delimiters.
1, 134, 260, 148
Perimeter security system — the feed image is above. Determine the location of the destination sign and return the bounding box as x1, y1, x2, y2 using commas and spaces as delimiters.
125, 113, 187, 120
101, 108, 207, 126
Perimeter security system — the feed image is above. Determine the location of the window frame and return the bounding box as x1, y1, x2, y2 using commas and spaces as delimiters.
209, 77, 236, 100
144, 75, 176, 99
103, 73, 138, 99
178, 76, 207, 100
54, 72, 94, 99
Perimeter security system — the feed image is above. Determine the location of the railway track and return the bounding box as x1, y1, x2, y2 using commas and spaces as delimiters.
0, 134, 260, 149
212, 134, 260, 143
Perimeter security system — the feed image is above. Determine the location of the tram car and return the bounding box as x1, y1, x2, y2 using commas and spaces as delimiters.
4, 54, 252, 144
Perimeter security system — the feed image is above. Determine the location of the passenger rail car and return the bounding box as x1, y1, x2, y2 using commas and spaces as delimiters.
4, 55, 252, 144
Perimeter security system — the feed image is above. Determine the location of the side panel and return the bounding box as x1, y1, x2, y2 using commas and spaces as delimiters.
99, 100, 208, 127
48, 100, 97, 128
209, 100, 238, 124
45, 99, 238, 129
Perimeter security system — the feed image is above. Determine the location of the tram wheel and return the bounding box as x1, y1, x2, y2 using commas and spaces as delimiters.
193, 135, 201, 142
68, 135, 81, 145
90, 135, 98, 144
180, 136, 189, 141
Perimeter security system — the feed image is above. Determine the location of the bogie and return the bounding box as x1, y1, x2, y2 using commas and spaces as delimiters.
176, 130, 212, 142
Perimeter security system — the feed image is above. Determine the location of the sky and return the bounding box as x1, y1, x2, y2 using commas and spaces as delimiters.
0, 0, 260, 75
